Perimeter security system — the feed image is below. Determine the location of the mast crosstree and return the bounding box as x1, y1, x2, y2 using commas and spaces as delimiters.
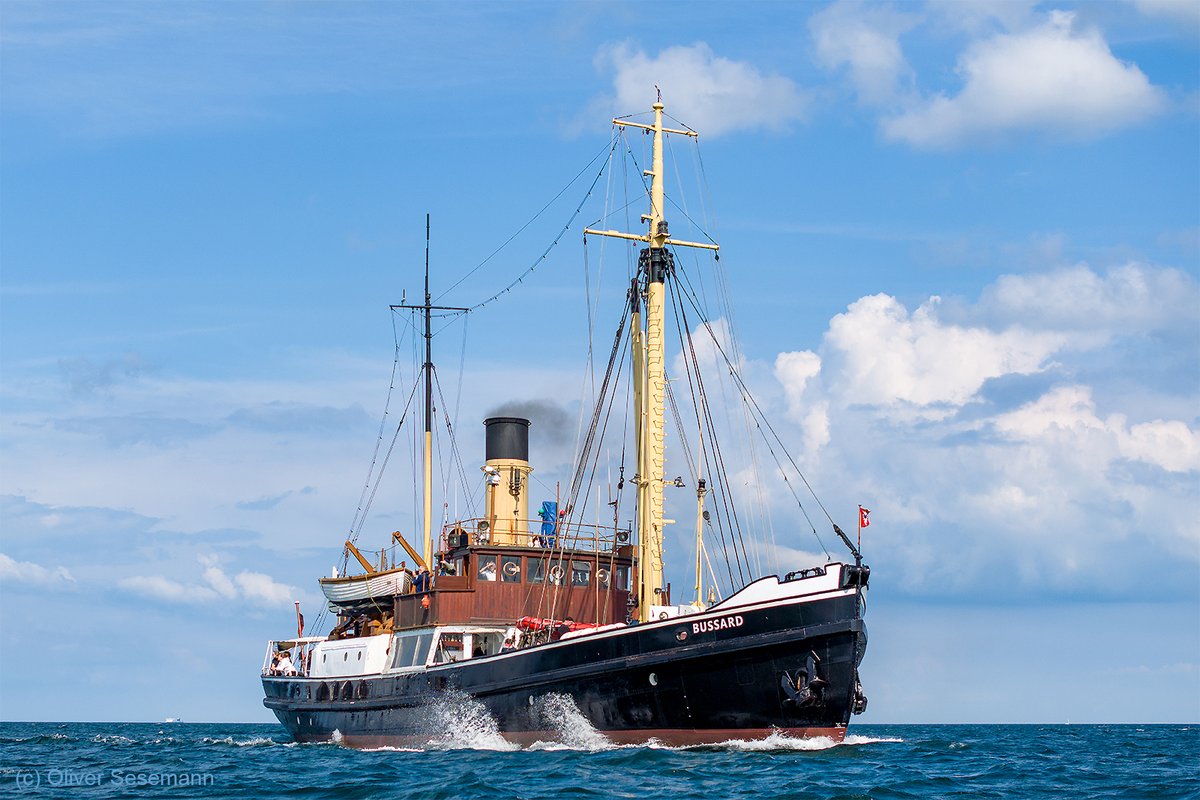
585, 100, 719, 622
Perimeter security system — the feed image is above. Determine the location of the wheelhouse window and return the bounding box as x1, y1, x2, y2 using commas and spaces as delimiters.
469, 632, 503, 658
615, 565, 630, 591
528, 557, 565, 584
477, 555, 498, 582
571, 561, 591, 587
433, 632, 463, 664
501, 555, 521, 583
391, 631, 434, 669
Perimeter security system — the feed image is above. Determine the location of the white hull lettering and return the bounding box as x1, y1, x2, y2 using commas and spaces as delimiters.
691, 615, 745, 635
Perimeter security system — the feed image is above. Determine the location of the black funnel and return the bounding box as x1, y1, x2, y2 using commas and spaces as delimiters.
483, 417, 530, 462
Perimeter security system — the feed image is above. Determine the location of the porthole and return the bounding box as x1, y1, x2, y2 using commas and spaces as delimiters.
358, 652, 362, 660
648, 672, 658, 687
527, 695, 534, 706
344, 653, 348, 661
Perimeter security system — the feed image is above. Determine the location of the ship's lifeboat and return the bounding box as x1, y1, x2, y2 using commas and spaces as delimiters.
319, 566, 412, 607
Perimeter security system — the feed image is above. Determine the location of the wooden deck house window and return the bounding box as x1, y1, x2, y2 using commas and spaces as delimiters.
477, 555, 498, 582
527, 557, 545, 583
501, 555, 521, 583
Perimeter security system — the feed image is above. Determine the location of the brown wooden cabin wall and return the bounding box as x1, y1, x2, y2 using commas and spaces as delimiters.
391, 545, 632, 631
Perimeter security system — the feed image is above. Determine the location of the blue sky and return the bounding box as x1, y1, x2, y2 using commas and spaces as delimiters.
1, 1, 1197, 724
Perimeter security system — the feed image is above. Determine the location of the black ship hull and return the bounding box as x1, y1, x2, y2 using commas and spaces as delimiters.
263, 586, 866, 747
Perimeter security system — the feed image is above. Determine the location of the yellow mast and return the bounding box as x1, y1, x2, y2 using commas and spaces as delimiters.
629, 283, 647, 608
585, 98, 718, 622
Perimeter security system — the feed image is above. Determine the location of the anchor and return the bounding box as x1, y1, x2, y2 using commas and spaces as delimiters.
780, 651, 828, 708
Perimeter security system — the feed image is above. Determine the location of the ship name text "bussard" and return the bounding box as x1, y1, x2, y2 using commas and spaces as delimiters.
692, 615, 744, 634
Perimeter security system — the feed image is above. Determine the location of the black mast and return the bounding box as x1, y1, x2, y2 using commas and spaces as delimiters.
424, 214, 433, 477
390, 214, 468, 565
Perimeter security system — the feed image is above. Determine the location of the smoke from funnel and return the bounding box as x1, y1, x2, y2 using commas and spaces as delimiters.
486, 399, 572, 448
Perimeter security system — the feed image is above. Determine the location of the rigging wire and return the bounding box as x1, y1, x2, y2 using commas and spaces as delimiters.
434, 136, 617, 303
353, 376, 424, 539
463, 136, 619, 312
674, 273, 835, 556
346, 310, 413, 552
669, 279, 749, 586
432, 366, 481, 519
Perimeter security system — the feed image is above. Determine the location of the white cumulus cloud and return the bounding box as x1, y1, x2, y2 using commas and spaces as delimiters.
118, 575, 215, 604
994, 385, 1200, 473
775, 350, 822, 415
978, 263, 1200, 334
589, 42, 808, 137
766, 260, 1197, 595
809, 0, 919, 107
0, 553, 77, 586
200, 554, 238, 599
234, 571, 295, 606
822, 293, 1063, 409
120, 556, 297, 607
883, 11, 1166, 147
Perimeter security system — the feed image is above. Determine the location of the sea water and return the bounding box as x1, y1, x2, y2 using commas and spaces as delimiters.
1, 718, 1196, 799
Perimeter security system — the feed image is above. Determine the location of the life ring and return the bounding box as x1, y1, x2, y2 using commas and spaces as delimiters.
658, 611, 669, 620
595, 568, 610, 584
548, 565, 565, 582
503, 561, 520, 577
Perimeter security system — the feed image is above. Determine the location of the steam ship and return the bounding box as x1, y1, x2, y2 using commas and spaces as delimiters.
260, 99, 870, 747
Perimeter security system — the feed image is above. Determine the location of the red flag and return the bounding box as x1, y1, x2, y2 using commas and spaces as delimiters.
859, 506, 870, 529
295, 601, 304, 638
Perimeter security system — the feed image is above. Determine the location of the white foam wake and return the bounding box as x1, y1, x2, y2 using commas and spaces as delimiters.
697, 732, 903, 752
527, 694, 610, 751
423, 691, 519, 751
201, 736, 279, 748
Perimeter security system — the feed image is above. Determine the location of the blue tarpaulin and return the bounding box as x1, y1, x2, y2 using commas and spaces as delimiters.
537, 501, 558, 547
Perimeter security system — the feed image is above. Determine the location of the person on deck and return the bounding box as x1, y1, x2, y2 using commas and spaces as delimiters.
276, 651, 295, 676
500, 636, 516, 653
414, 567, 430, 594
536, 501, 558, 548
551, 617, 574, 642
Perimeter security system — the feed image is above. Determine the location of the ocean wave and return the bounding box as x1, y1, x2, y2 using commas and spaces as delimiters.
687, 732, 904, 752
0, 733, 77, 745
201, 736, 280, 747
90, 734, 137, 745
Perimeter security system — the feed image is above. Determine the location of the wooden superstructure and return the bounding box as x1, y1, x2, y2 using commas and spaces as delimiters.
329, 527, 636, 638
